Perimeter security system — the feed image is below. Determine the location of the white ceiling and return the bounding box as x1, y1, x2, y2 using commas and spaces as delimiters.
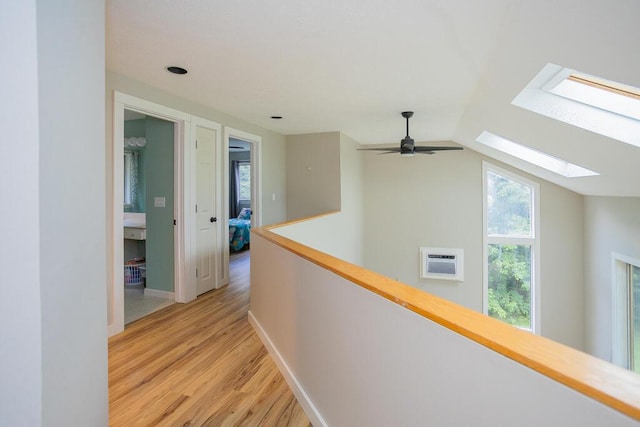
107, 0, 640, 196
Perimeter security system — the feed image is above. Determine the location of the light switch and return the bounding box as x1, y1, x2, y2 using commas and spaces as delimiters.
154, 197, 166, 208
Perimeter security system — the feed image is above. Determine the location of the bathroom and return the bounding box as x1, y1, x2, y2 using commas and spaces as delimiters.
123, 110, 176, 323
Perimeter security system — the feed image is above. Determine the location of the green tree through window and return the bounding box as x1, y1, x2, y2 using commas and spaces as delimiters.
485, 165, 537, 330
239, 163, 251, 200
488, 244, 531, 327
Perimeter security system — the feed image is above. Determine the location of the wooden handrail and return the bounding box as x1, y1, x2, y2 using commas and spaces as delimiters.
254, 219, 640, 422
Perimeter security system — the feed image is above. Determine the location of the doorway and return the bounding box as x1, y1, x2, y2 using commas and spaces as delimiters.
111, 92, 191, 336
228, 138, 252, 251
223, 128, 262, 280
122, 110, 177, 324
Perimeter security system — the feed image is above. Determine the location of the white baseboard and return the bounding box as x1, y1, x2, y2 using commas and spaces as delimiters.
248, 311, 327, 427
143, 288, 175, 299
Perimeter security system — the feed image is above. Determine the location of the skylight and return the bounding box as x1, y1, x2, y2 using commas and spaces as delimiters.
476, 131, 599, 178
544, 73, 640, 121
512, 64, 640, 149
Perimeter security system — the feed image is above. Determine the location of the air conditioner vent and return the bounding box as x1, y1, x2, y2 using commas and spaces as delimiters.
420, 247, 464, 281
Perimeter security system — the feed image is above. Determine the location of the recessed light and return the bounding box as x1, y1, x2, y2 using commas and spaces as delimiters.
270, 116, 283, 119
166, 66, 188, 75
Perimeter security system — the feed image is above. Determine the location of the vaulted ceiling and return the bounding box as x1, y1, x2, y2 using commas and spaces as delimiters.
107, 1, 640, 196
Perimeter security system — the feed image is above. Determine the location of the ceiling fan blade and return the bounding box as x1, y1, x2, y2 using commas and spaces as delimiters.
414, 146, 463, 152
358, 147, 400, 152
229, 145, 243, 149
377, 151, 398, 155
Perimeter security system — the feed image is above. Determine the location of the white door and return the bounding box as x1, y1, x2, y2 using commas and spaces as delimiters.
196, 125, 218, 295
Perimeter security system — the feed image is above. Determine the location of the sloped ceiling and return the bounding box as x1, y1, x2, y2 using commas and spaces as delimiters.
107, 0, 640, 196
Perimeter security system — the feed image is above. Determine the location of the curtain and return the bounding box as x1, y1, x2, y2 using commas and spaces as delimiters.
229, 160, 240, 218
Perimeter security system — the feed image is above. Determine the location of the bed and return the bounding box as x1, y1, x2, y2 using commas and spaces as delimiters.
229, 208, 251, 251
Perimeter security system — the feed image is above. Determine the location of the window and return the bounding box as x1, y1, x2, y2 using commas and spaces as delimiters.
512, 63, 640, 148
238, 163, 251, 200
483, 162, 540, 331
546, 73, 640, 121
123, 150, 139, 210
612, 255, 640, 373
124, 151, 133, 206
476, 131, 598, 178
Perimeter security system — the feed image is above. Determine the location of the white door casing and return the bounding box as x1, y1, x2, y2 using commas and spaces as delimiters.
111, 92, 192, 336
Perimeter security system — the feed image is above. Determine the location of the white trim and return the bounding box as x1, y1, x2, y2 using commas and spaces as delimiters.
611, 252, 640, 272
191, 116, 225, 289
482, 161, 489, 317
487, 236, 536, 246
223, 127, 262, 283
110, 102, 125, 336
110, 92, 193, 336
114, 92, 191, 122
482, 161, 541, 334
248, 311, 327, 427
144, 288, 176, 299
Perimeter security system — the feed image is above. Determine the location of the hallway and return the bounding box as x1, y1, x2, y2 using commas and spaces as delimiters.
108, 250, 311, 426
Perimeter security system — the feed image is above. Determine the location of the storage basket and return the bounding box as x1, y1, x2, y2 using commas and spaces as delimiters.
124, 263, 145, 285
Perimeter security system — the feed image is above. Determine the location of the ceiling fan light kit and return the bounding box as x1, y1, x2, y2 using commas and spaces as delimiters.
359, 111, 463, 156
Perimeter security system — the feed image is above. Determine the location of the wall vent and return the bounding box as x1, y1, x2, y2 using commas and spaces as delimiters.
420, 247, 464, 281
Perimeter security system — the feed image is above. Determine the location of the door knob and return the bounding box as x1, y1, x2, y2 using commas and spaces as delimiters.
210, 217, 217, 223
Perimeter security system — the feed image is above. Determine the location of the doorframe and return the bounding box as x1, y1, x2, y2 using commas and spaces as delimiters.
223, 127, 262, 283
109, 92, 194, 336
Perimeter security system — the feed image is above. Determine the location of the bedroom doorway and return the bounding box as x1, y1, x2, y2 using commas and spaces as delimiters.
229, 138, 251, 251
223, 127, 262, 283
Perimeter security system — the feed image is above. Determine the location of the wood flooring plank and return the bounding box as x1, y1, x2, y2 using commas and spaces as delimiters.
109, 250, 311, 426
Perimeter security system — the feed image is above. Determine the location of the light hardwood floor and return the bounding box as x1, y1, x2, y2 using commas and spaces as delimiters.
109, 250, 311, 426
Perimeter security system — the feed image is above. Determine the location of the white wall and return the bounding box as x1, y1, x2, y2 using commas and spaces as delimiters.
0, 1, 108, 425
276, 133, 365, 265
584, 196, 640, 360
0, 2, 43, 424
38, 1, 108, 424
363, 148, 484, 308
362, 148, 585, 350
339, 133, 365, 264
539, 177, 584, 349
286, 132, 341, 220
250, 234, 636, 426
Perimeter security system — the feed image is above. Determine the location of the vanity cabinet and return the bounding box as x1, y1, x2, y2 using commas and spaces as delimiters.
124, 227, 146, 240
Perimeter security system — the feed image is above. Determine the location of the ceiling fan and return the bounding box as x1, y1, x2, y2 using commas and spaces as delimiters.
359, 111, 463, 157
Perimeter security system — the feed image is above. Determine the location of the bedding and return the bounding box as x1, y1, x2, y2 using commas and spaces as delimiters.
229, 209, 251, 251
